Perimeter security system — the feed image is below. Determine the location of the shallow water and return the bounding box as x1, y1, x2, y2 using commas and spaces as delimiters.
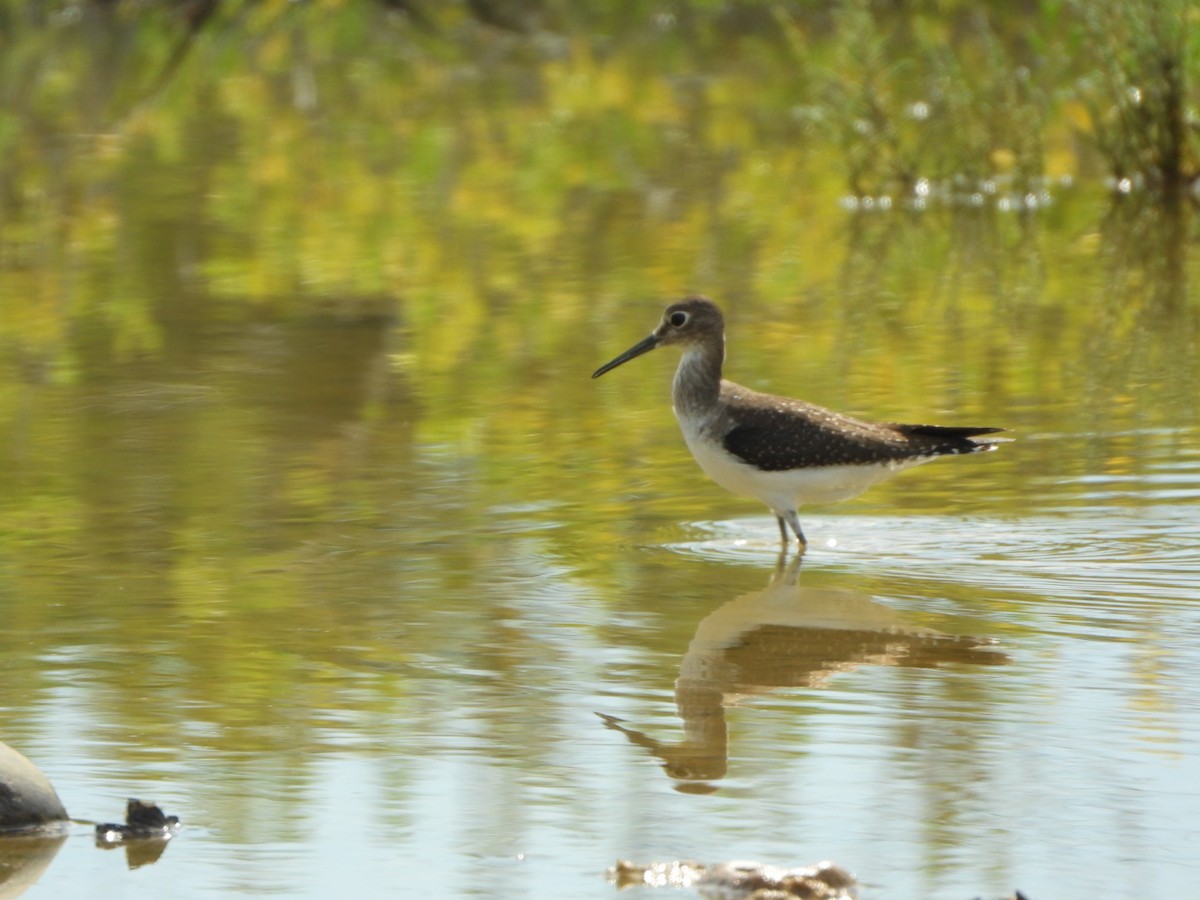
4, 9, 1200, 899
5, 391, 1199, 899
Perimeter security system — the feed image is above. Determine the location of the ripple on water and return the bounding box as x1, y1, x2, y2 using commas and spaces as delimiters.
668, 505, 1200, 642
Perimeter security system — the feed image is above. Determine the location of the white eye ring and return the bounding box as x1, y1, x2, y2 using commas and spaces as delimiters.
669, 311, 688, 327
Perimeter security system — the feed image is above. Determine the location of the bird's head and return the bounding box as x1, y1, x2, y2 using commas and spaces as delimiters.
592, 296, 724, 378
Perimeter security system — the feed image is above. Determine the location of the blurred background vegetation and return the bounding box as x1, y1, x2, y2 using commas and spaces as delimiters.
0, 1, 1195, 512
1, 0, 1198, 796
2, 0, 1197, 551
2, 0, 1196, 315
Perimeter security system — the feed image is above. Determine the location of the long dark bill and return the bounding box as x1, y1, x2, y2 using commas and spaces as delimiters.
591, 334, 660, 378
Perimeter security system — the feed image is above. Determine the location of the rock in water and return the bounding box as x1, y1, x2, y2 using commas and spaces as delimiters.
0, 742, 68, 833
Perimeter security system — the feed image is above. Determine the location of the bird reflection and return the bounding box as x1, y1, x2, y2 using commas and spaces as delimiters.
598, 554, 1006, 792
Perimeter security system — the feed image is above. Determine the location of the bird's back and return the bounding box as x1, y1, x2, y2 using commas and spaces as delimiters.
714, 381, 1004, 472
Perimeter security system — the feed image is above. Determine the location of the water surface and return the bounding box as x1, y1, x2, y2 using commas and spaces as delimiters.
2, 8, 1200, 900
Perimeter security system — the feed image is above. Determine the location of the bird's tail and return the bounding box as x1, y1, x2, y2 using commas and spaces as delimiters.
892, 423, 1011, 452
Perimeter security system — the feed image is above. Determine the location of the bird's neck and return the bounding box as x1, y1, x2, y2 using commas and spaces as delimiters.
672, 340, 724, 419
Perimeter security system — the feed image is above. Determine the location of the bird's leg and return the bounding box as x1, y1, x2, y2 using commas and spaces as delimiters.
783, 510, 808, 550
776, 515, 790, 546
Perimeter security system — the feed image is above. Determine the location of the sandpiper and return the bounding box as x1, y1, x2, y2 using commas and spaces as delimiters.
592, 296, 1008, 549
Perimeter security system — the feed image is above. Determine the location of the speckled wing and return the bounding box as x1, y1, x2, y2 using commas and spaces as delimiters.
719, 386, 1005, 472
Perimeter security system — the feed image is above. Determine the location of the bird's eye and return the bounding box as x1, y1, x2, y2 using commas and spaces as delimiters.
669, 311, 688, 327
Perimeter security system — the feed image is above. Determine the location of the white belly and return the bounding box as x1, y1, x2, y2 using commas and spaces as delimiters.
678, 418, 931, 513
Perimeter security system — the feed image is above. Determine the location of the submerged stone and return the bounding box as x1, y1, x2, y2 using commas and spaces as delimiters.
608, 859, 857, 899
